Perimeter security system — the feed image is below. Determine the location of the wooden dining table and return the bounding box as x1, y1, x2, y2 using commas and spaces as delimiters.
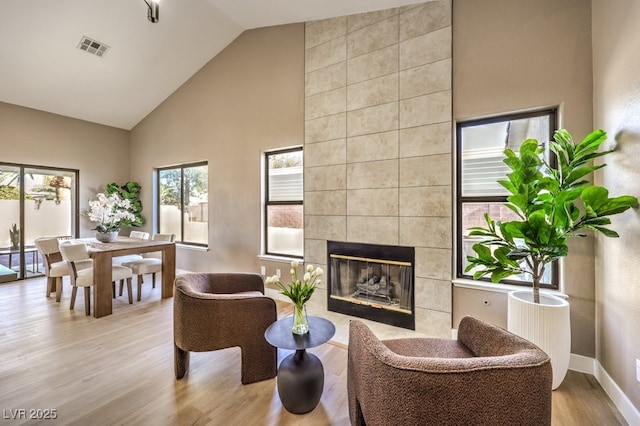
80, 236, 176, 318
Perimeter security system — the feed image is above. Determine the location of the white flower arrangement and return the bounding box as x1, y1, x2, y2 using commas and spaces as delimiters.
266, 261, 323, 308
87, 192, 136, 233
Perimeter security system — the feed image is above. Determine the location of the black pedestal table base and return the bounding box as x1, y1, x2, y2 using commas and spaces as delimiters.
264, 315, 336, 415
277, 349, 324, 414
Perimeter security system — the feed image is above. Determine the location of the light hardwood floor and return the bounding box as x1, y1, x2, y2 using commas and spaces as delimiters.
0, 276, 627, 425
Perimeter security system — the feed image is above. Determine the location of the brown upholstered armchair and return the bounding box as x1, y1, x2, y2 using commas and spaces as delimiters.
173, 272, 277, 384
348, 316, 552, 426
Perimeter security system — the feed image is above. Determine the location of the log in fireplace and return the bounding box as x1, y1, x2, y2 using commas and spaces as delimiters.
327, 241, 415, 330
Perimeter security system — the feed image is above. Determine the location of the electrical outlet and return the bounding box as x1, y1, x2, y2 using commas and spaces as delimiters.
276, 269, 281, 278
260, 266, 266, 276
636, 359, 640, 382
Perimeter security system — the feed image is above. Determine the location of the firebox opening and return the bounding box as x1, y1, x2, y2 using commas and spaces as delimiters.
327, 241, 415, 330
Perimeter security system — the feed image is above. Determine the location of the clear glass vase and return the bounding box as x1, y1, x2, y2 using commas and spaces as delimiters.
292, 303, 309, 335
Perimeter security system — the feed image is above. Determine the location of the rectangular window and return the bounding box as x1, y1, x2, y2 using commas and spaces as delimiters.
456, 109, 558, 288
264, 147, 303, 258
157, 162, 208, 247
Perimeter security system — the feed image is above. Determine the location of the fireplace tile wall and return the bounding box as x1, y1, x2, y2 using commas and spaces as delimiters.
303, 0, 452, 337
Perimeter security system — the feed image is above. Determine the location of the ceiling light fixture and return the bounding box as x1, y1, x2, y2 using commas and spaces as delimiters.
144, 0, 161, 23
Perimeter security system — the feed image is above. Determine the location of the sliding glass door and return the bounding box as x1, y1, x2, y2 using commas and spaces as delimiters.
0, 163, 78, 282
0, 165, 22, 283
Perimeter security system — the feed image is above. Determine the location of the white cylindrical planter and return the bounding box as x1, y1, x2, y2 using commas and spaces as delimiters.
507, 290, 570, 390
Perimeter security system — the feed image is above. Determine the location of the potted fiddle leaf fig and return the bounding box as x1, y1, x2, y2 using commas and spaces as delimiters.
465, 128, 638, 389
466, 128, 637, 301
106, 181, 146, 227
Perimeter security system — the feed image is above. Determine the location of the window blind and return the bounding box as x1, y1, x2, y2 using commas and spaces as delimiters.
269, 166, 303, 201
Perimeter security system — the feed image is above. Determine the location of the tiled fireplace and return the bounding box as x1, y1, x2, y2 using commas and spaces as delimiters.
303, 1, 453, 338
327, 241, 415, 329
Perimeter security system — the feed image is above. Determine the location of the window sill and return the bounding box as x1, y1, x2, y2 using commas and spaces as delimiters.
177, 243, 208, 252
258, 254, 304, 264
452, 278, 568, 299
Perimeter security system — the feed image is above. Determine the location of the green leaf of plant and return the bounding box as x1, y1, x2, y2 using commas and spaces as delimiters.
491, 269, 519, 283
580, 217, 612, 226
507, 248, 531, 260
564, 164, 604, 186
525, 210, 549, 244
468, 229, 494, 238
472, 243, 493, 261
552, 129, 574, 158
581, 186, 609, 214
571, 151, 611, 168
503, 221, 525, 239
507, 193, 529, 212
573, 129, 607, 157
472, 269, 492, 280
503, 202, 525, 219
503, 155, 522, 172
105, 182, 119, 195
596, 195, 639, 216
465, 128, 638, 288
592, 226, 620, 238
519, 139, 542, 156
493, 246, 519, 267
498, 180, 516, 195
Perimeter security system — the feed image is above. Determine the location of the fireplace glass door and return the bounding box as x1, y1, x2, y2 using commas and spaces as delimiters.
330, 255, 412, 313
327, 241, 415, 330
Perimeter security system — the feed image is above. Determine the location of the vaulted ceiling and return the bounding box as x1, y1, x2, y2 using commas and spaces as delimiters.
0, 0, 425, 130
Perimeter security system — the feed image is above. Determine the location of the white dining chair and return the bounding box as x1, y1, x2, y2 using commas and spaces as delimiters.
35, 236, 92, 302
121, 233, 176, 301
60, 243, 134, 315
129, 231, 150, 239
112, 230, 150, 265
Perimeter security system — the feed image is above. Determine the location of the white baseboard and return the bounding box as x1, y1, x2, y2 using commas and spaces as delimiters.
594, 360, 640, 425
569, 353, 640, 425
569, 353, 596, 374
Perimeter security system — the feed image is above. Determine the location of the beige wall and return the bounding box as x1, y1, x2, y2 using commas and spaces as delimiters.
592, 0, 640, 409
2, 0, 637, 412
303, 1, 453, 337
452, 0, 595, 356
129, 24, 304, 274
5, 3, 640, 410
0, 101, 130, 236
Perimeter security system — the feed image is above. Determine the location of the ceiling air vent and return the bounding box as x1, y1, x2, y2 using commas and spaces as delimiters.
77, 36, 110, 57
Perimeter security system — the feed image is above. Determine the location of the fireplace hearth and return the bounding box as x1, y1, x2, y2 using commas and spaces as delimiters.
327, 241, 415, 330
